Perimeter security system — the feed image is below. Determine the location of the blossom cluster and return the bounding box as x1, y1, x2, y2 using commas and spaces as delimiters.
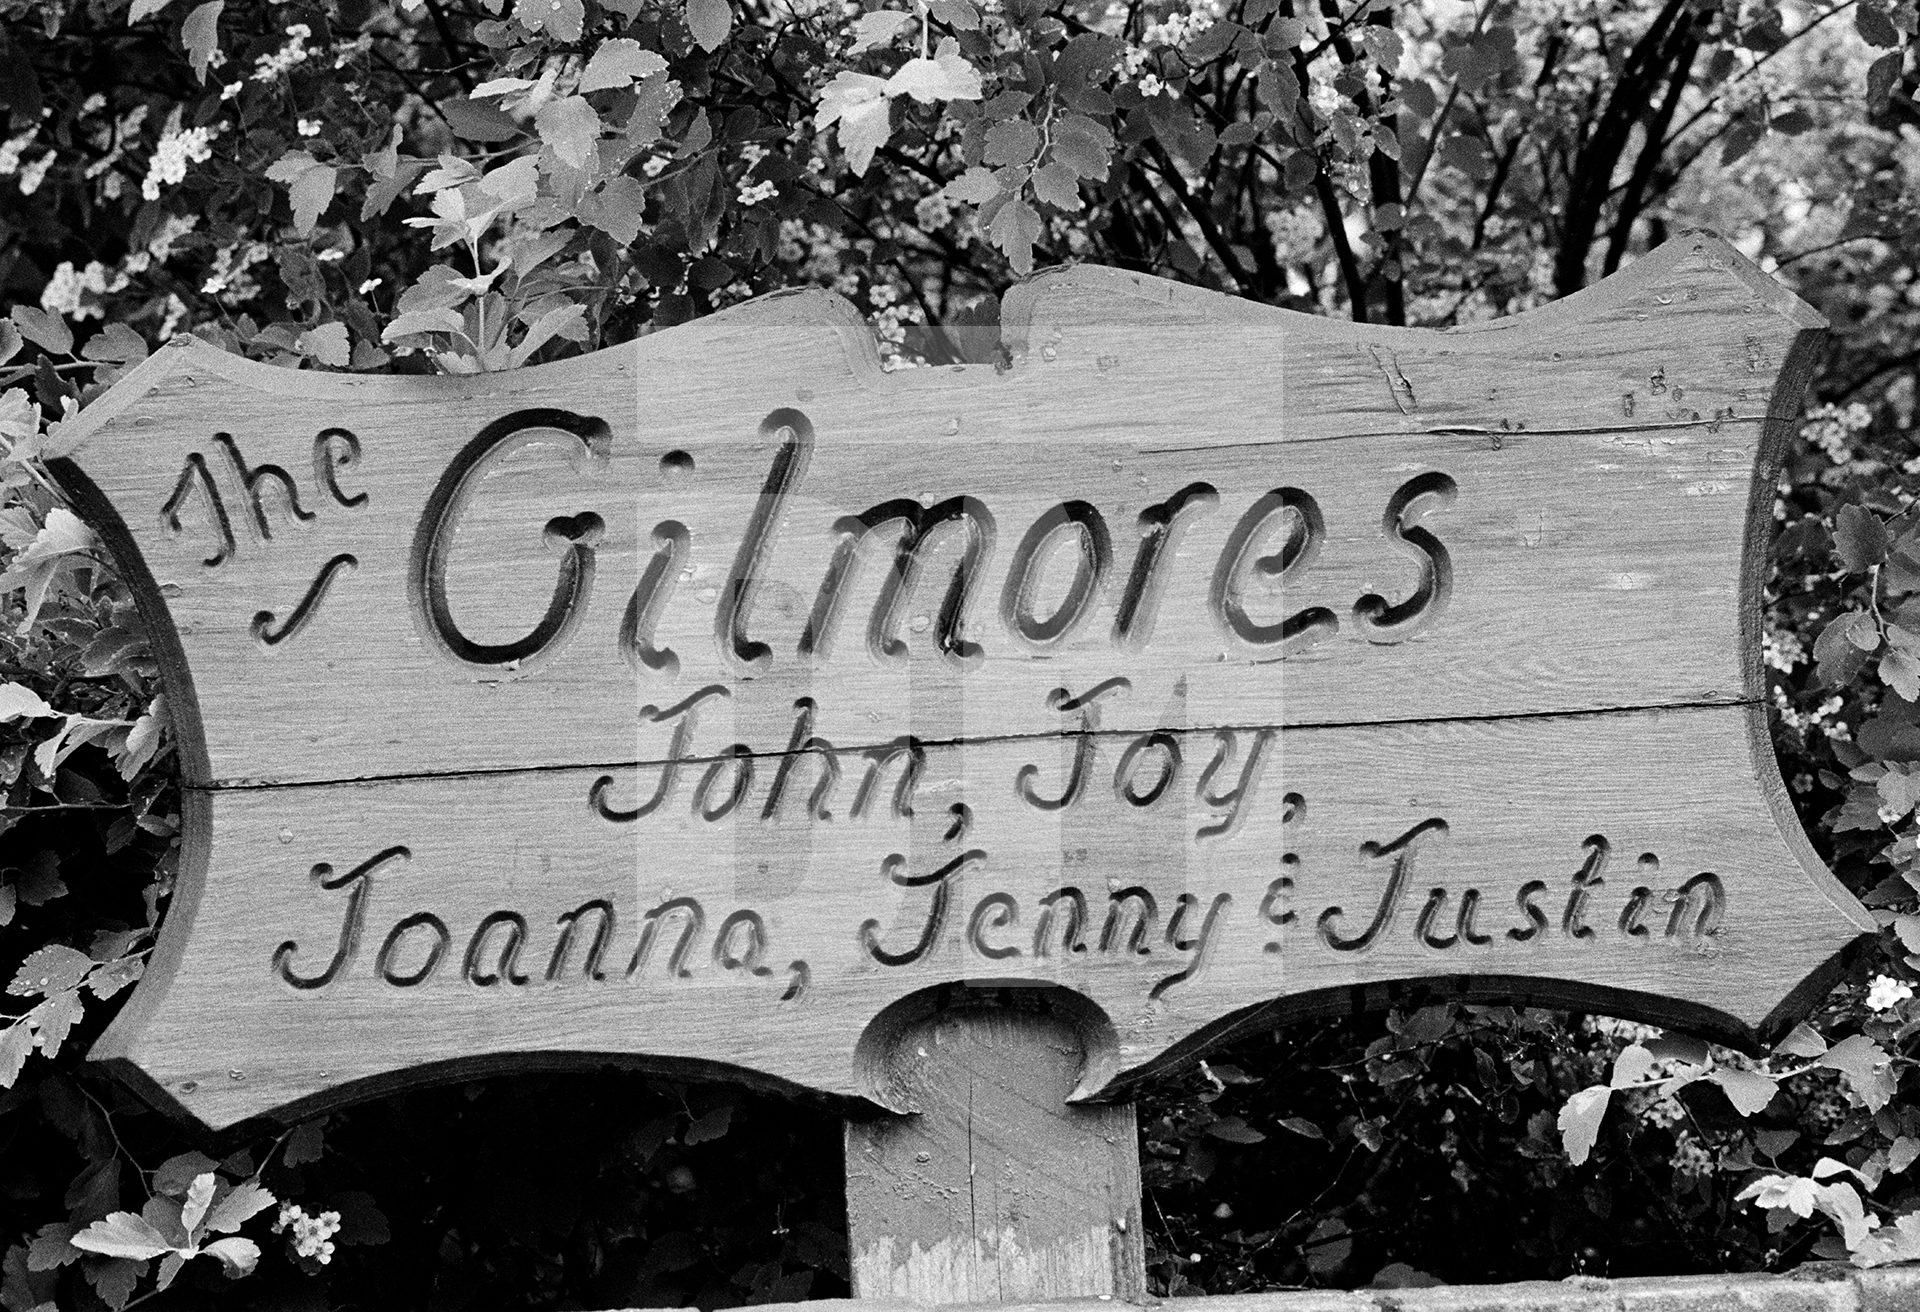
141, 109, 215, 203
273, 1202, 342, 1265
1804, 401, 1874, 466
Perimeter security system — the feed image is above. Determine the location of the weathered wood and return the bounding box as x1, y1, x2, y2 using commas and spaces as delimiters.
64, 232, 1869, 1138
844, 998, 1143, 1302
61, 235, 1813, 790
90, 703, 1852, 1129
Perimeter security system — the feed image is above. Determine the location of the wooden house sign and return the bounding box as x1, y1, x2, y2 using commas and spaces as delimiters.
61, 232, 1872, 1137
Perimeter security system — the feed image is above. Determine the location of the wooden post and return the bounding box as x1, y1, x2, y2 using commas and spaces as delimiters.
844, 994, 1146, 1304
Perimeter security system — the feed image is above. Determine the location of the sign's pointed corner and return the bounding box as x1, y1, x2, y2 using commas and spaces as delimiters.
1629, 228, 1830, 332
46, 334, 205, 457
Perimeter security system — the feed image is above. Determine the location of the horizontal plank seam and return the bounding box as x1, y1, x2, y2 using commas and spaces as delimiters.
1138, 415, 1759, 453
186, 694, 1760, 793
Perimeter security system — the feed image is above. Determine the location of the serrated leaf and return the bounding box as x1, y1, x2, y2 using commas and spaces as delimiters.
942, 166, 1002, 205
887, 39, 983, 104
579, 38, 669, 92
984, 118, 1040, 167
1854, 1209, 1920, 1267
481, 156, 539, 206
283, 1117, 326, 1167
1882, 645, 1920, 702
11, 306, 73, 355
686, 0, 731, 51
27, 992, 81, 1058
204, 1181, 274, 1235
1610, 1043, 1656, 1088
1776, 1021, 1829, 1058
264, 152, 337, 237
1820, 1034, 1897, 1112
1277, 1115, 1324, 1139
1030, 161, 1083, 211
0, 319, 20, 366
26, 1222, 77, 1271
684, 1104, 732, 1144
579, 175, 645, 244
295, 323, 350, 368
80, 323, 147, 365
817, 73, 892, 175
1557, 1084, 1610, 1166
1052, 129, 1110, 179
9, 944, 91, 998
178, 1174, 216, 1239
1710, 1067, 1779, 1116
929, 0, 979, 29
0, 1023, 30, 1087
181, 0, 223, 83
987, 195, 1041, 275
1358, 24, 1403, 68
850, 9, 911, 51
0, 683, 56, 722
87, 956, 143, 1001
441, 97, 521, 143
535, 95, 601, 170
201, 1236, 259, 1276
519, 0, 584, 41
154, 1153, 218, 1198
69, 1213, 174, 1262
86, 1255, 148, 1310
508, 303, 586, 368
1836, 504, 1890, 571
1205, 1115, 1267, 1144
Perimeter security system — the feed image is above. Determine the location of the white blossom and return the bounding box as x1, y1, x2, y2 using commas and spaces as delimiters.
142, 109, 214, 201
273, 1201, 342, 1265
17, 153, 54, 196
1867, 975, 1913, 1013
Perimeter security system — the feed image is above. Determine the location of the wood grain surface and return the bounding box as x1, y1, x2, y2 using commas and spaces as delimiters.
59, 231, 1872, 1133
845, 1001, 1143, 1302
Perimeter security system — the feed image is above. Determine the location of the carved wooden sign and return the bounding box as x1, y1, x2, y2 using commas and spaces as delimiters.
61, 232, 1871, 1132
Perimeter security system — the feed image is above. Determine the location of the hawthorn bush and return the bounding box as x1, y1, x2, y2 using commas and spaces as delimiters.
6, 0, 1920, 1307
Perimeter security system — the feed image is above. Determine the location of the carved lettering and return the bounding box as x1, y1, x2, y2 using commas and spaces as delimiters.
548, 900, 616, 981
1210, 487, 1336, 652
719, 409, 812, 674
801, 496, 995, 667
1113, 483, 1218, 650
1318, 818, 1449, 952
215, 432, 316, 541
1000, 500, 1110, 647
161, 450, 236, 568
464, 911, 531, 986
629, 897, 704, 978
251, 553, 357, 648
1353, 472, 1456, 642
376, 912, 450, 987
412, 408, 610, 669
620, 520, 690, 677
271, 846, 409, 989
968, 892, 1021, 960
1152, 892, 1231, 998
312, 428, 369, 509
1017, 678, 1130, 812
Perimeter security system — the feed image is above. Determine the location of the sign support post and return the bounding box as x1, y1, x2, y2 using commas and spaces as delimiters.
845, 996, 1146, 1302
